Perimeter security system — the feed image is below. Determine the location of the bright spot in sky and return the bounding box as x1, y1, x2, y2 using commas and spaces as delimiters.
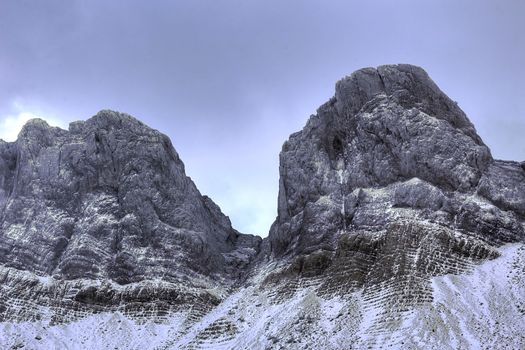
0, 104, 66, 142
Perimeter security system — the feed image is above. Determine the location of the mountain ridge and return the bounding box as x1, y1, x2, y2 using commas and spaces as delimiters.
1, 64, 524, 349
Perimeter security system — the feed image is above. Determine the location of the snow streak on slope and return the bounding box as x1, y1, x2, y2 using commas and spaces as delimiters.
408, 243, 525, 349
1, 243, 524, 349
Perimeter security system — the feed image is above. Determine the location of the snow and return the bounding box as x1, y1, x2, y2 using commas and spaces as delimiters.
0, 312, 186, 350
1, 243, 524, 349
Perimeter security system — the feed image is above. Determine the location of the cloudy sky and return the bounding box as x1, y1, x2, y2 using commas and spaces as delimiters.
1, 0, 523, 236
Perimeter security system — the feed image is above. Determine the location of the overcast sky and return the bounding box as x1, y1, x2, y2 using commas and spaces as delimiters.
1, 0, 524, 236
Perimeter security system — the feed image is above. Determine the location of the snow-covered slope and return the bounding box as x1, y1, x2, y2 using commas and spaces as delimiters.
2, 242, 523, 349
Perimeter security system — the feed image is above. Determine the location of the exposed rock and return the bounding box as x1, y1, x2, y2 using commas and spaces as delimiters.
259, 64, 525, 348
269, 64, 519, 258
0, 110, 261, 323
477, 160, 525, 216
1, 65, 524, 349
0, 111, 261, 283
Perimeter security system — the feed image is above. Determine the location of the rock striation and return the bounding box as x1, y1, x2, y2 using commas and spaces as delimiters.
269, 64, 523, 258
1, 64, 524, 349
261, 65, 525, 347
0, 110, 261, 324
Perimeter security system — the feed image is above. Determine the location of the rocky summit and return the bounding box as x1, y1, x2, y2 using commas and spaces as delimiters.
1, 64, 524, 349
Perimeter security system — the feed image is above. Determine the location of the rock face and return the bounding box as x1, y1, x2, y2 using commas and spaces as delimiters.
1, 65, 525, 349
0, 111, 261, 323
260, 65, 525, 347
269, 64, 522, 258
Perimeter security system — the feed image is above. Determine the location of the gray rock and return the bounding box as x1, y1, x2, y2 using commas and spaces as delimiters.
257, 65, 525, 348
269, 64, 519, 258
1, 65, 525, 349
0, 110, 261, 323
393, 177, 445, 211
477, 160, 525, 217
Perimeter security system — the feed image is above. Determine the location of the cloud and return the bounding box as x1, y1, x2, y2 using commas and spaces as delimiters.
0, 103, 66, 142
221, 185, 277, 236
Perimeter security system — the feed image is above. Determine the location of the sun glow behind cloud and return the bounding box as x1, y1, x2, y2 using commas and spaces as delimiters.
0, 103, 66, 142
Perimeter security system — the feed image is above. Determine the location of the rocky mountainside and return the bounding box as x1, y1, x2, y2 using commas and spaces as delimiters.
1, 64, 524, 349
0, 112, 261, 325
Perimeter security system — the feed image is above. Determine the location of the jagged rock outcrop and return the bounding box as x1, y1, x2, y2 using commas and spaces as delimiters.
260, 64, 525, 348
269, 64, 523, 259
1, 65, 524, 349
0, 110, 261, 323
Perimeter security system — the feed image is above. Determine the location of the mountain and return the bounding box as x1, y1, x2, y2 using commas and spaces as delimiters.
0, 111, 261, 326
1, 64, 524, 349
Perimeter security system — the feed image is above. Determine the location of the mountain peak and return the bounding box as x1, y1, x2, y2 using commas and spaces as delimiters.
1, 108, 261, 284
1, 65, 525, 349
17, 117, 57, 140
87, 109, 146, 128
333, 64, 481, 142
270, 65, 522, 258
